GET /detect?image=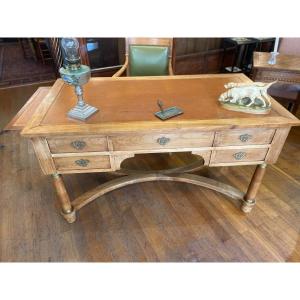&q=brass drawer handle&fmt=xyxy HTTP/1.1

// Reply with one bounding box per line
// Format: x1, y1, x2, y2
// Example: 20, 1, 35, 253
239, 134, 252, 143
71, 140, 86, 150
75, 159, 90, 167
233, 152, 246, 160
157, 137, 170, 146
